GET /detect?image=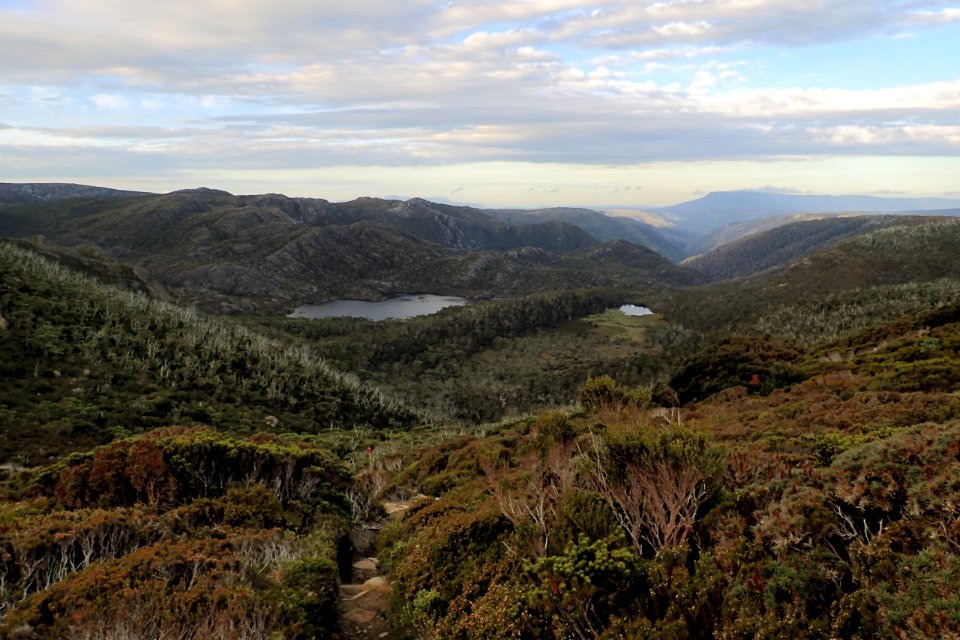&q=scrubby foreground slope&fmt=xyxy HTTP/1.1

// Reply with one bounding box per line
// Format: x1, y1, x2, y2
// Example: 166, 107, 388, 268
0, 427, 354, 639
376, 305, 960, 639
